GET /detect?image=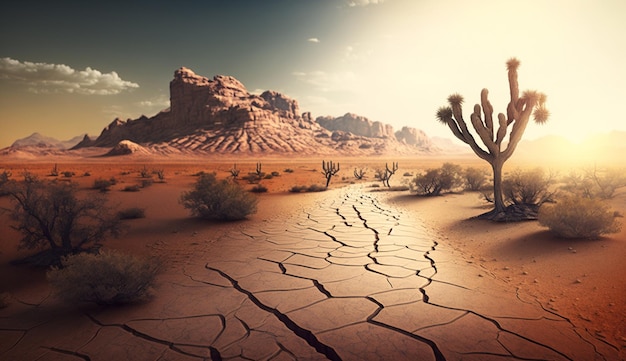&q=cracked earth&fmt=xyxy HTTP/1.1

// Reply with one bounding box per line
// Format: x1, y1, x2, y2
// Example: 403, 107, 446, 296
0, 187, 620, 360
